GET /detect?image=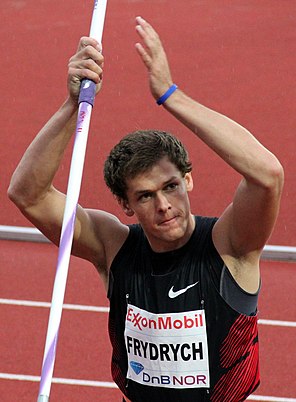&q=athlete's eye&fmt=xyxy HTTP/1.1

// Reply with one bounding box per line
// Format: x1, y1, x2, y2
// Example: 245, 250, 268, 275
139, 192, 152, 202
165, 182, 178, 191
